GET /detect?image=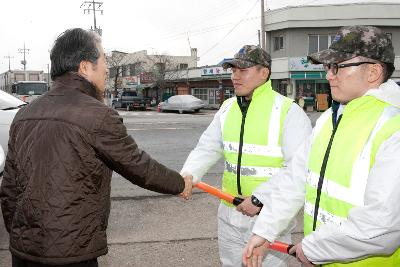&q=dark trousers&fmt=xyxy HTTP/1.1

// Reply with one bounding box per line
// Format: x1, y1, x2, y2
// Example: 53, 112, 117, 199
12, 256, 98, 267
